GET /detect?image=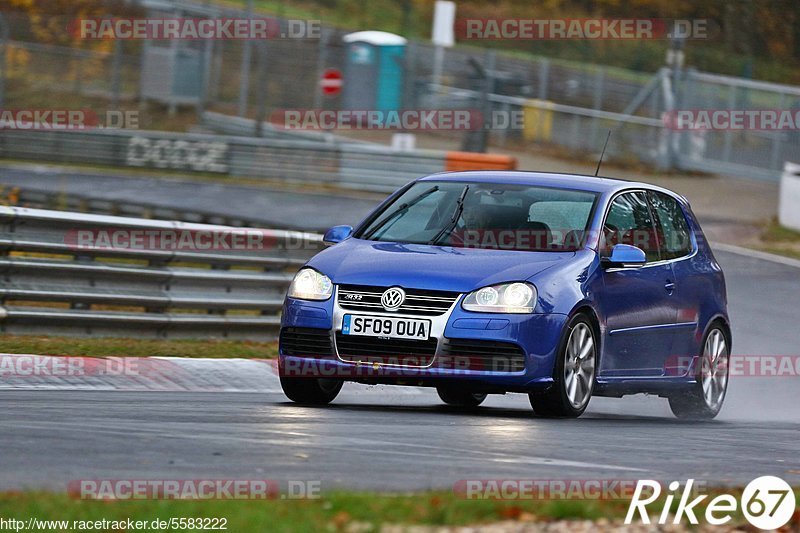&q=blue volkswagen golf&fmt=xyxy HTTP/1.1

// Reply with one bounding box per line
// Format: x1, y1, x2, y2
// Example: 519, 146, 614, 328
278, 171, 731, 419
